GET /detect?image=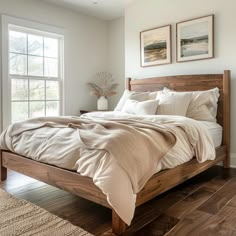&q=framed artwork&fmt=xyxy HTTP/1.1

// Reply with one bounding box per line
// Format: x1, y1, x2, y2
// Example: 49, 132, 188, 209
140, 25, 171, 67
176, 15, 214, 62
